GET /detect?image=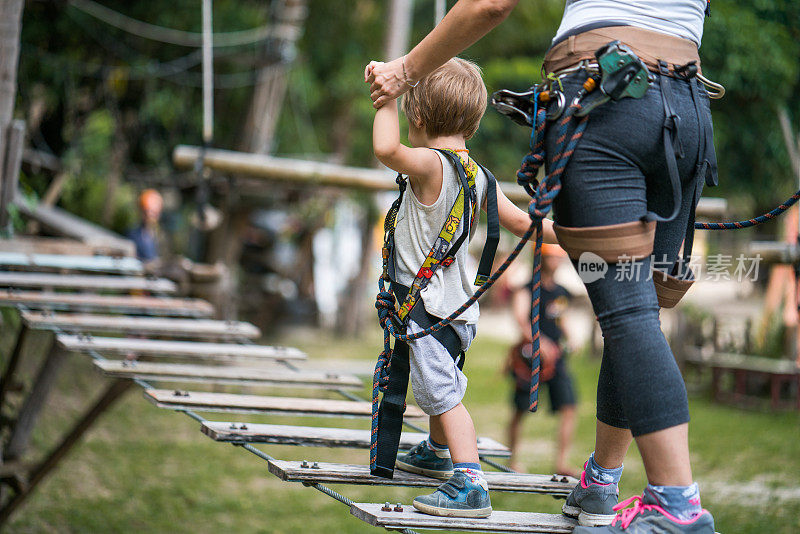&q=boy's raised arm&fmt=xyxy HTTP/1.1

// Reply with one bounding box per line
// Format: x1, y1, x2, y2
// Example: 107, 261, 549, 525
493, 186, 558, 244
371, 98, 440, 180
